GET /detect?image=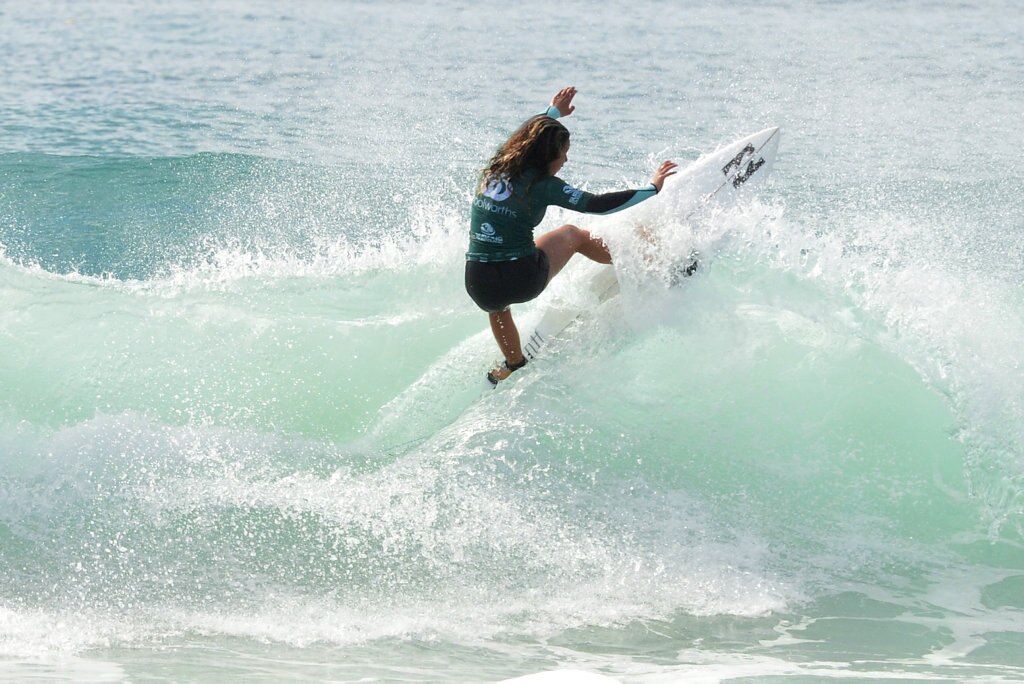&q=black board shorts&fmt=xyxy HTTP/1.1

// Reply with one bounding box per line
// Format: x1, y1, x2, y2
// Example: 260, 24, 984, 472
465, 249, 551, 313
